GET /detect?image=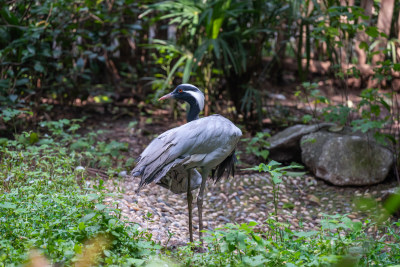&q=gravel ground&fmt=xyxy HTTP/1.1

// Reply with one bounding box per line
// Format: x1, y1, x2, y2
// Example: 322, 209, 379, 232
104, 170, 399, 247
